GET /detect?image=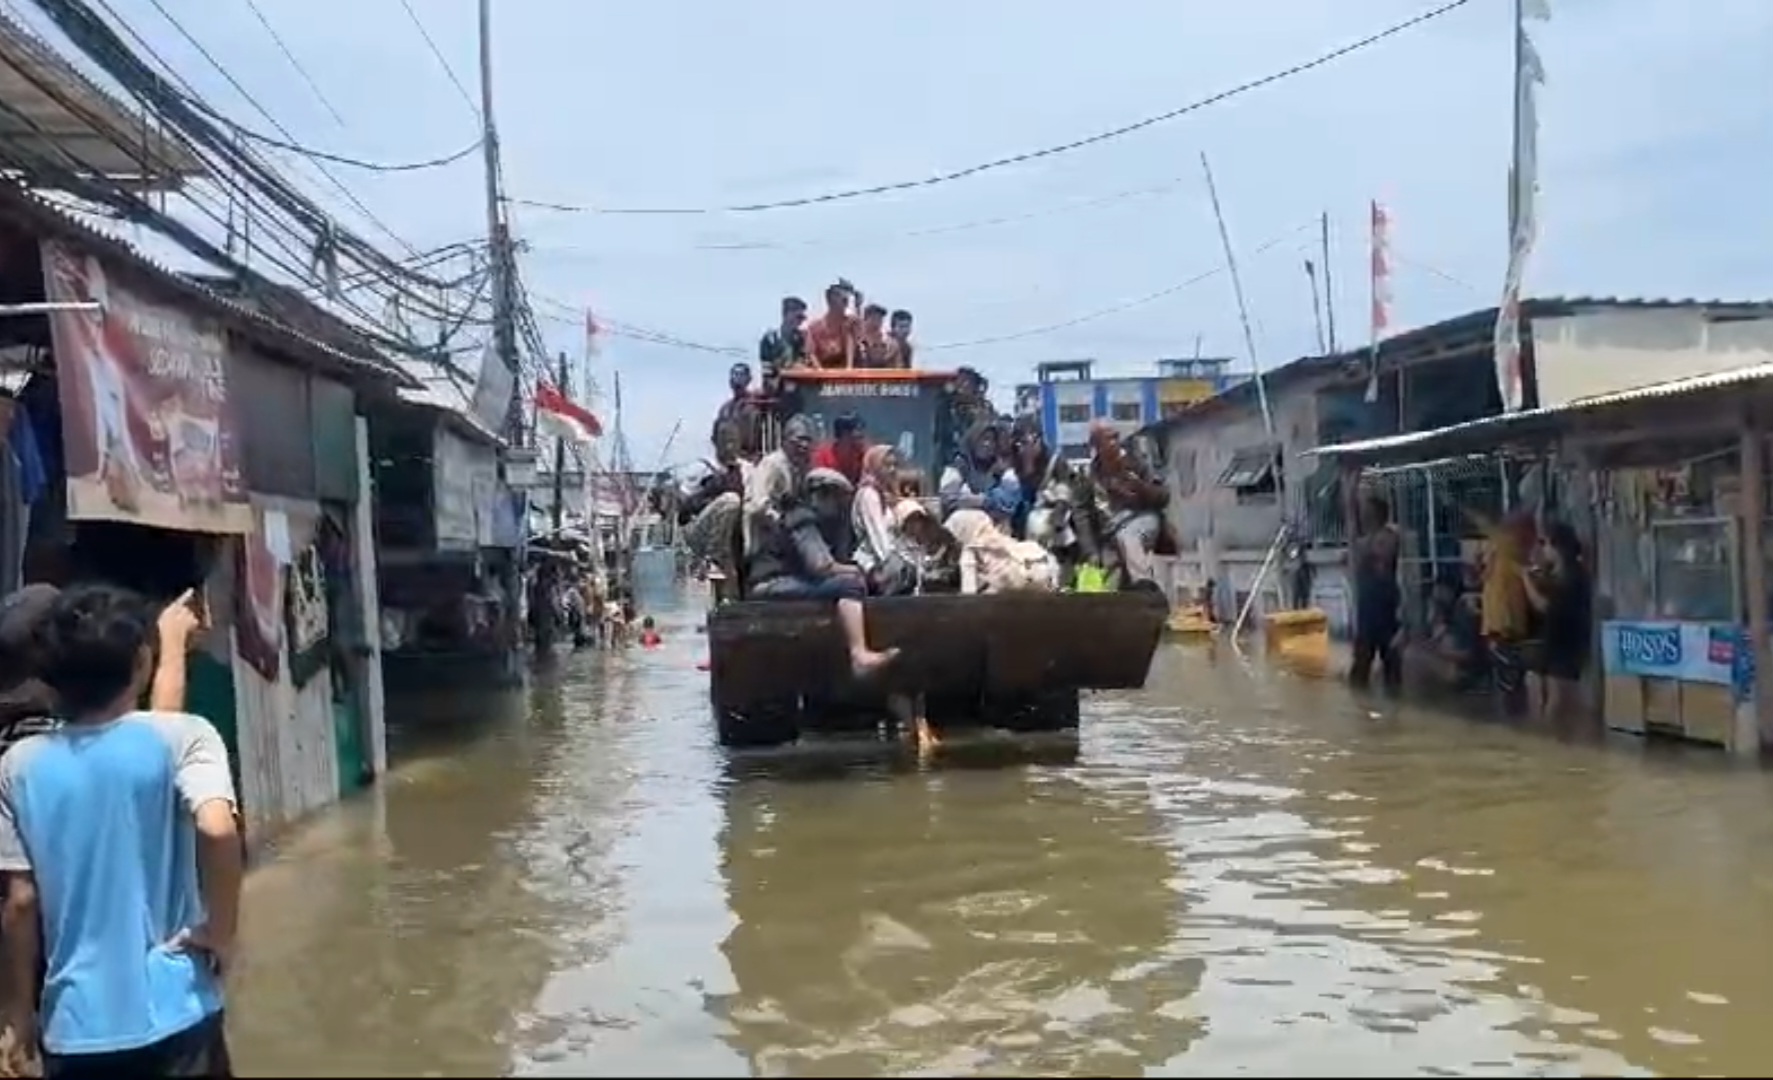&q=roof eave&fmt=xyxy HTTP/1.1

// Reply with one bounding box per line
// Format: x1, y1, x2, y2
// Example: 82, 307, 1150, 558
0, 12, 205, 192
0, 183, 422, 392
